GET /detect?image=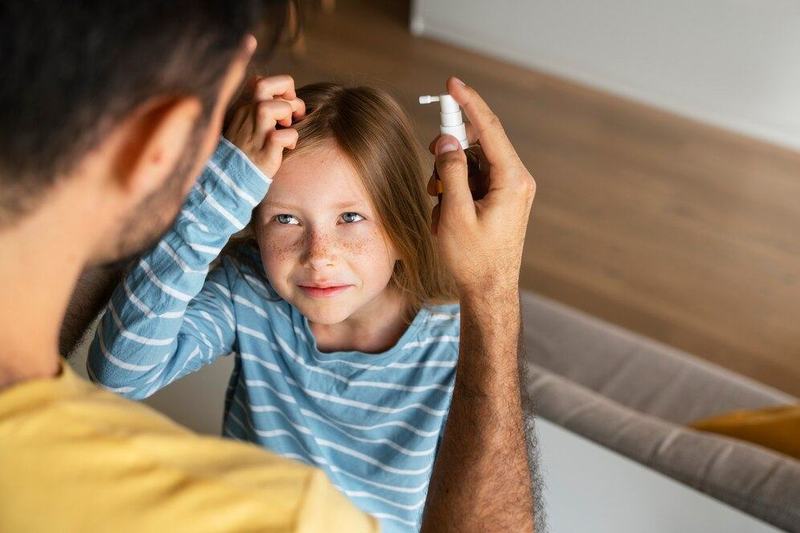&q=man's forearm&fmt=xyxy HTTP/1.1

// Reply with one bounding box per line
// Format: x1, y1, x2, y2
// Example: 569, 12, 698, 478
59, 264, 127, 357
422, 286, 535, 532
